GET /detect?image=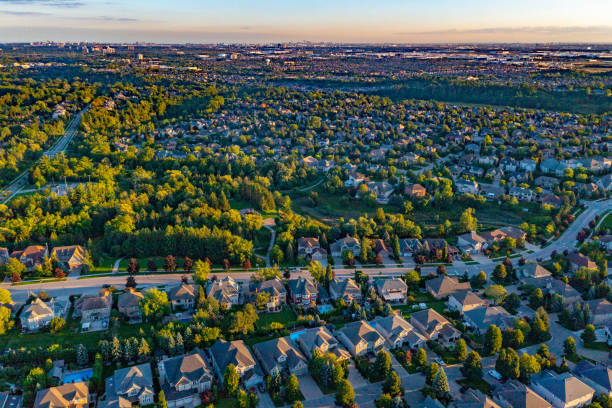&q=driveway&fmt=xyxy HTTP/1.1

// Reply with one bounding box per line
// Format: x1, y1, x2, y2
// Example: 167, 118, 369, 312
256, 390, 274, 408
347, 362, 369, 388
298, 374, 324, 400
